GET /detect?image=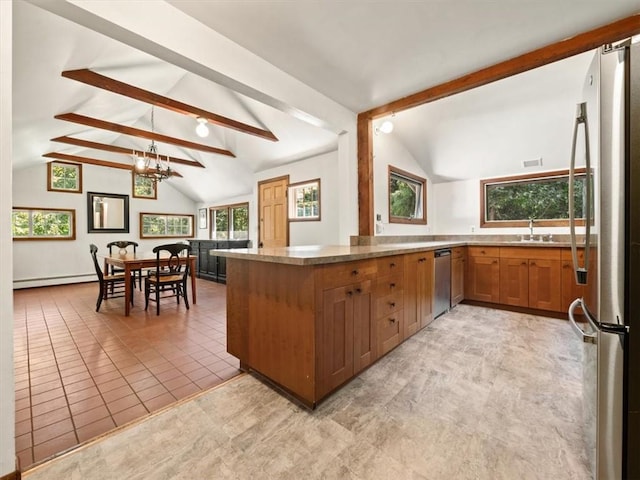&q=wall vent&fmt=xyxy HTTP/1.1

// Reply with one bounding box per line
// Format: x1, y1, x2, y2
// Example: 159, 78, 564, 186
522, 158, 542, 168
